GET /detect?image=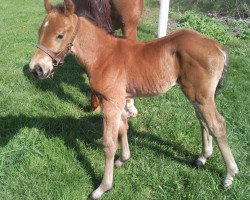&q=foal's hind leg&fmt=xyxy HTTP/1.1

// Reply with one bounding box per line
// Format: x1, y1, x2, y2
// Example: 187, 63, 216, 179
115, 111, 130, 167
194, 101, 238, 187
195, 113, 213, 167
